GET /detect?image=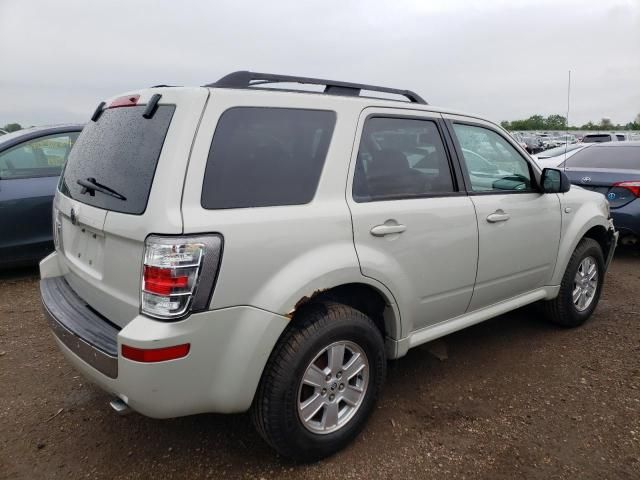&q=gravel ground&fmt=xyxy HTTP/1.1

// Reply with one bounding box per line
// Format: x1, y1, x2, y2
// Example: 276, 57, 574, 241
1, 249, 639, 479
